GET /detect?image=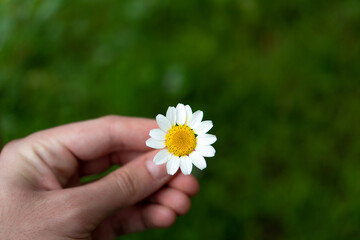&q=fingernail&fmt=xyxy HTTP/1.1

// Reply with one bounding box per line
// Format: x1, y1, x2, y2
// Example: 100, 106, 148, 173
146, 158, 169, 180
